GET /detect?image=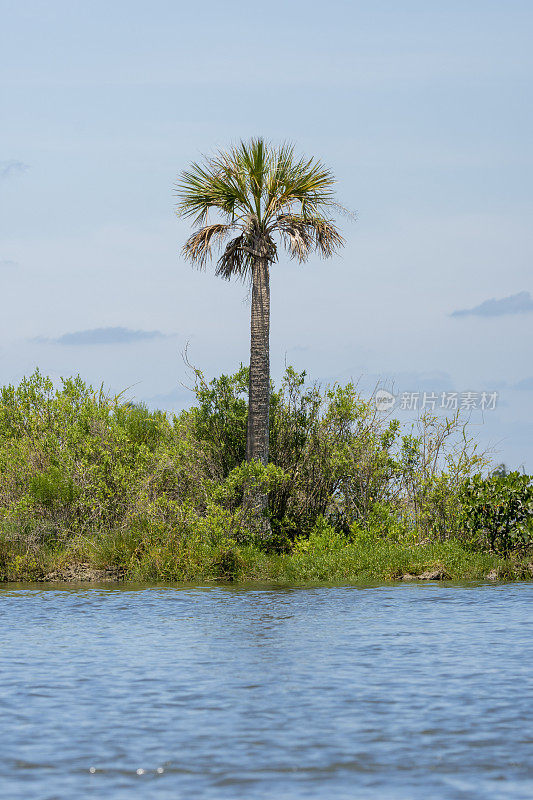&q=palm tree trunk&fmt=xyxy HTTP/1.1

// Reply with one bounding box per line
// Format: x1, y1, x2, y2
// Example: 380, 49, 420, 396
245, 251, 271, 536
247, 255, 270, 464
